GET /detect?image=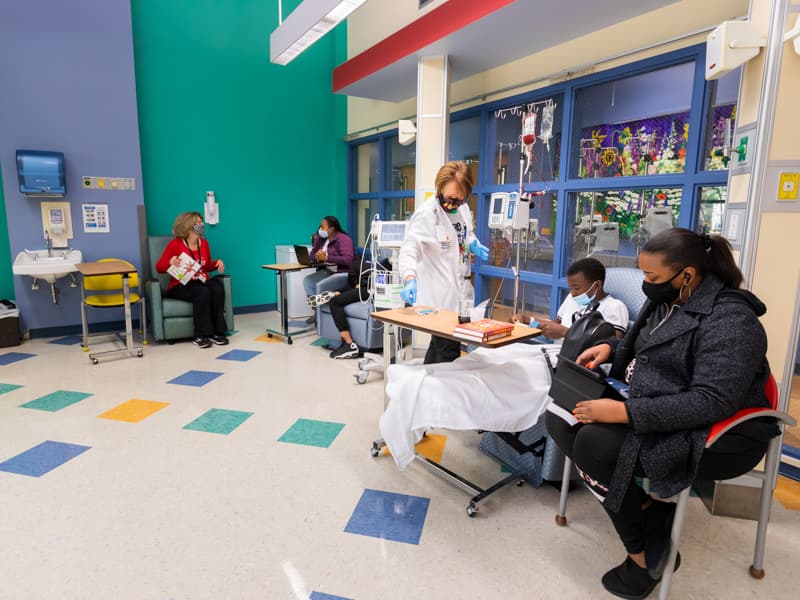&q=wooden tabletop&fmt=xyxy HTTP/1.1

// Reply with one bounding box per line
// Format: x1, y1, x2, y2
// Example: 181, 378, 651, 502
371, 307, 542, 348
76, 260, 137, 276
261, 263, 314, 272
